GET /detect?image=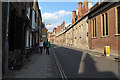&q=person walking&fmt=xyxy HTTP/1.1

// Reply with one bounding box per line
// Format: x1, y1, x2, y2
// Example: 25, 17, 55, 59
39, 39, 43, 54
45, 39, 50, 55
43, 41, 46, 49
